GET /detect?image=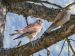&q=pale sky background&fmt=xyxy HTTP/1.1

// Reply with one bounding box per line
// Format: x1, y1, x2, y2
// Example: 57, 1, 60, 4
3, 0, 75, 56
